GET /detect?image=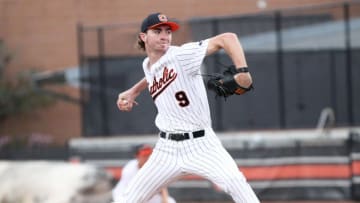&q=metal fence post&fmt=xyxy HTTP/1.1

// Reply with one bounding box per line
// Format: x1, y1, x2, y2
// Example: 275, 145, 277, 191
275, 11, 286, 128
77, 23, 86, 137
211, 19, 224, 131
344, 2, 354, 125
97, 28, 110, 135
